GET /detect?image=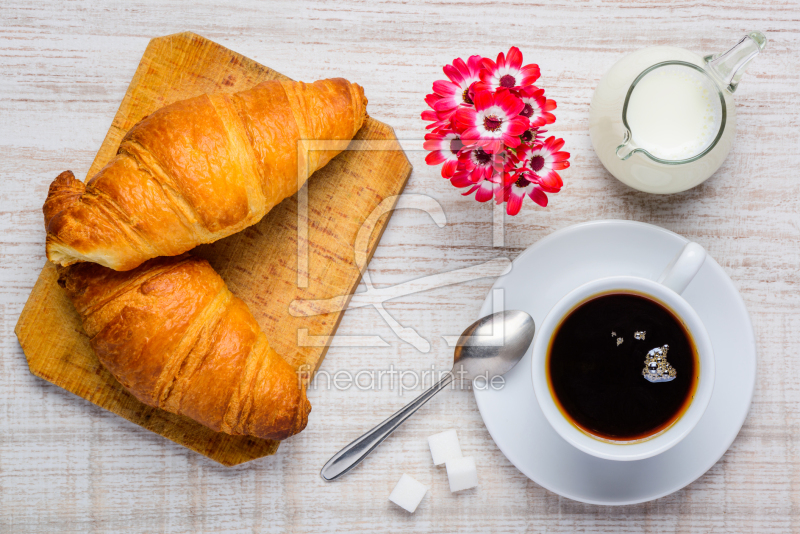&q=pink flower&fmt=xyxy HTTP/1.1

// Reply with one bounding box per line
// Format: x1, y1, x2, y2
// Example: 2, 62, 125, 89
423, 130, 464, 178
478, 47, 541, 92
451, 146, 512, 203
502, 136, 570, 215
422, 48, 569, 215
454, 90, 528, 151
452, 145, 508, 185
504, 177, 550, 214
518, 86, 556, 128
431, 55, 484, 117
515, 136, 571, 193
